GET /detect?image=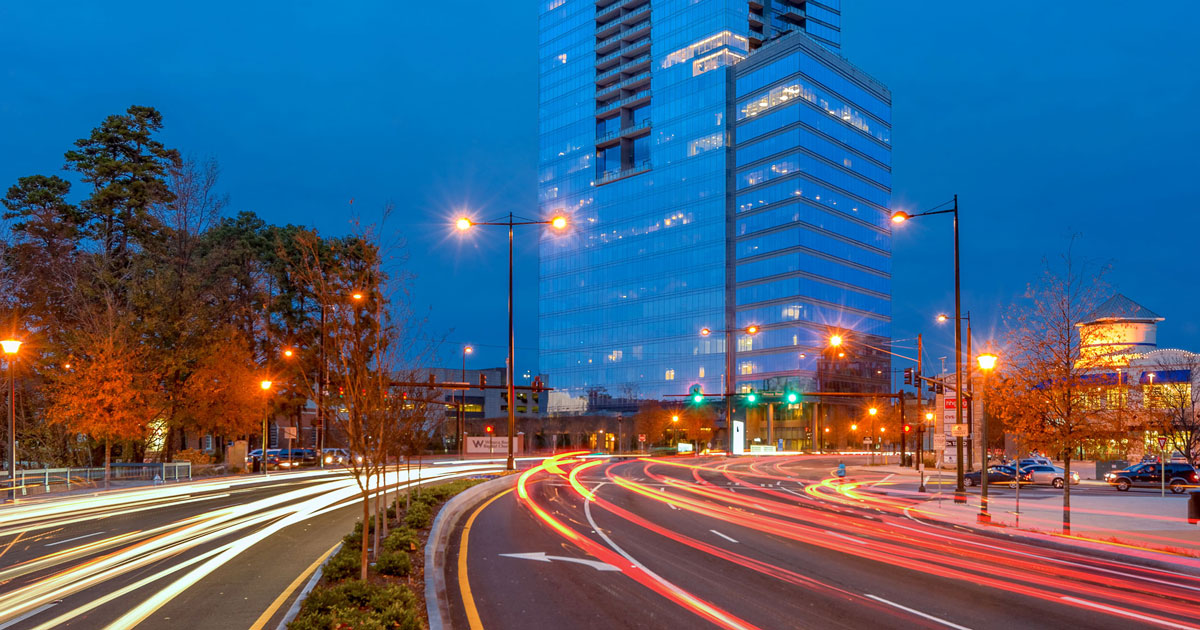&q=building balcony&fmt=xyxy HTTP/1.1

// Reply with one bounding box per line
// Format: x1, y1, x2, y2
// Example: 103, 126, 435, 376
595, 53, 651, 83
749, 11, 764, 26
595, 69, 651, 100
777, 5, 806, 23
596, 37, 649, 68
621, 3, 651, 25
596, 160, 651, 186
620, 117, 652, 138
596, 30, 623, 54
595, 89, 651, 116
